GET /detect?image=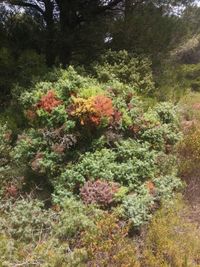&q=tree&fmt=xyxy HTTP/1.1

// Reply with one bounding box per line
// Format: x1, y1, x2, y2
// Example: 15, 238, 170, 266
2, 0, 195, 66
